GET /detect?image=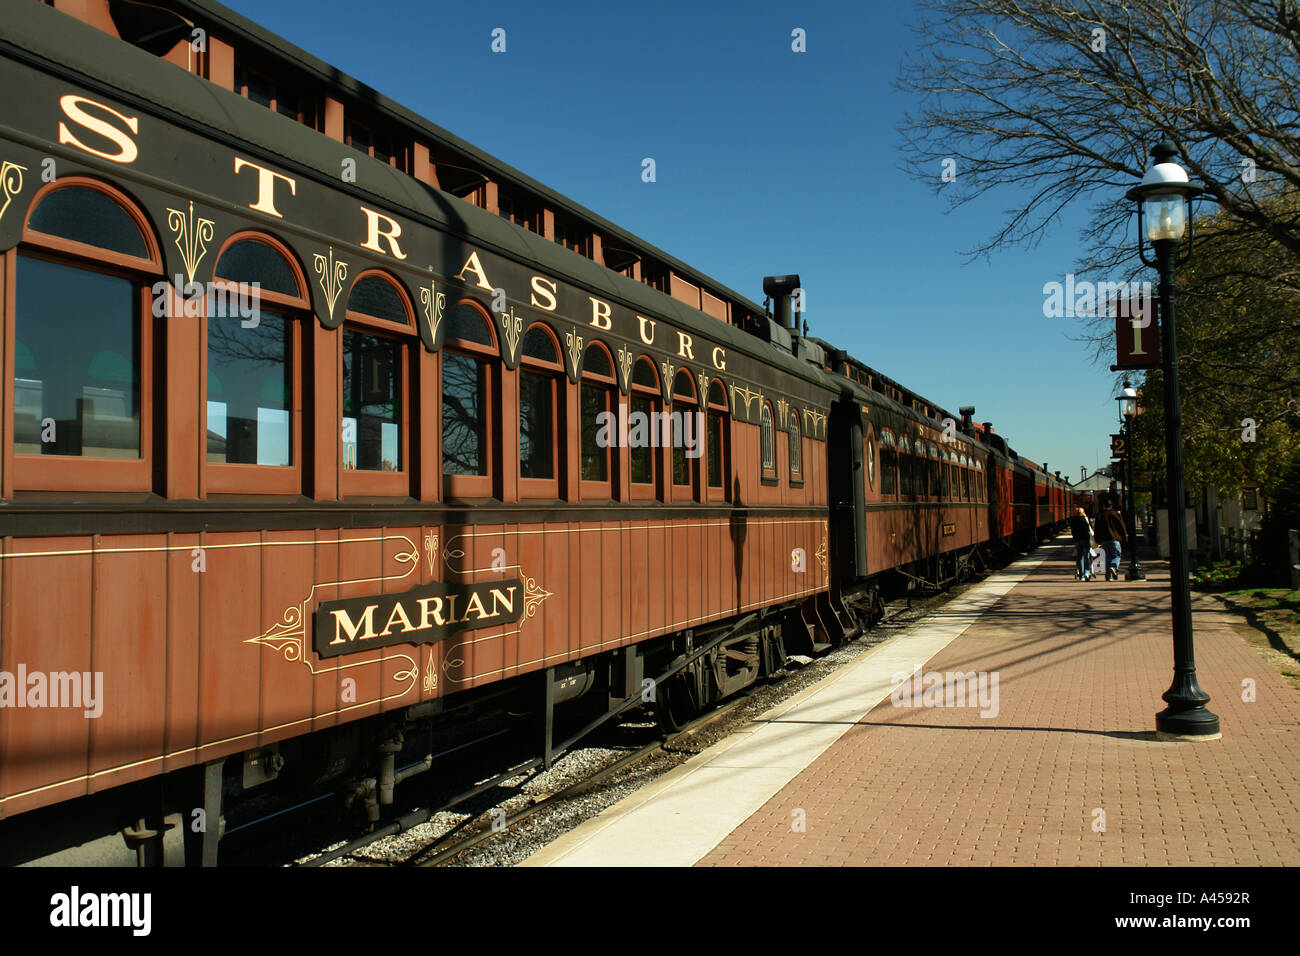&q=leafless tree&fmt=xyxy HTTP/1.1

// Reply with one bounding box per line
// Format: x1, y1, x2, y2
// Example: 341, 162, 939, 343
898, 0, 1300, 288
